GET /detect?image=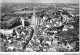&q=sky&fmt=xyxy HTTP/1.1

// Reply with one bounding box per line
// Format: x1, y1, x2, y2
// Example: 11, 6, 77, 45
0, 0, 79, 3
